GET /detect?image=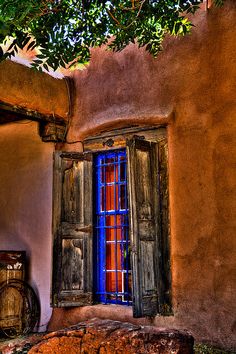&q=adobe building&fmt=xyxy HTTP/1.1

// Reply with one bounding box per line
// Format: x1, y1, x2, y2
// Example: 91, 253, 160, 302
0, 0, 235, 351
